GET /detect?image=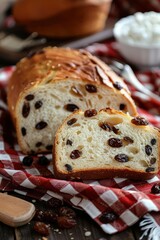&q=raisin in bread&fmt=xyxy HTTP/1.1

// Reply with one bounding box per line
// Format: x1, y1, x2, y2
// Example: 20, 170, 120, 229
7, 47, 137, 154
53, 108, 160, 180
